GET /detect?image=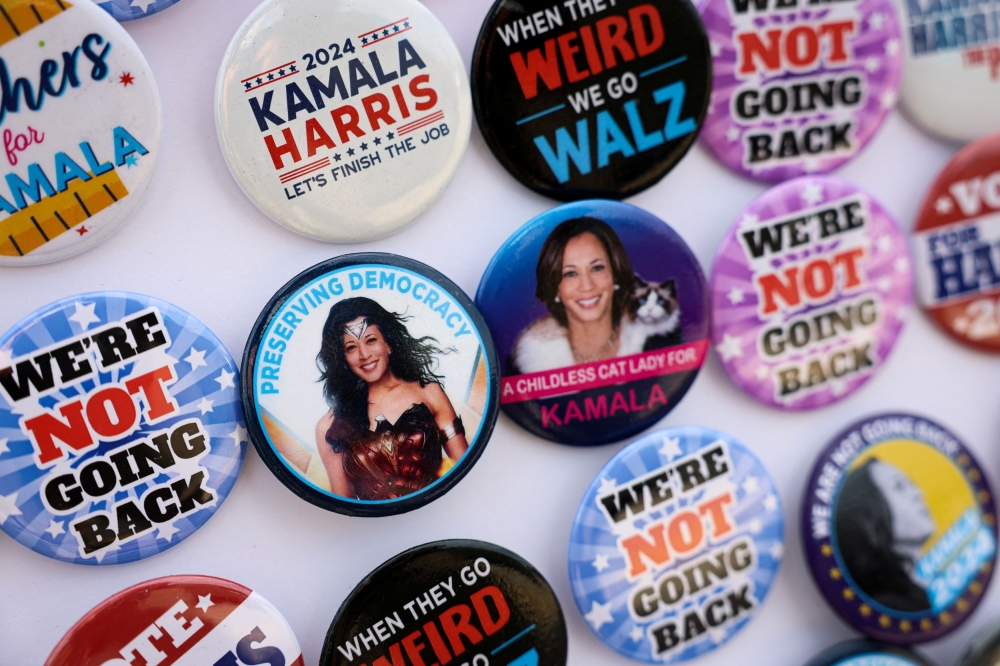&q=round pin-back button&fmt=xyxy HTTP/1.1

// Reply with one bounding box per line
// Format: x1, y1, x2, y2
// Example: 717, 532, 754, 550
471, 0, 712, 201
45, 575, 303, 666
698, 0, 902, 181
216, 0, 472, 243
893, 0, 1000, 143
805, 640, 936, 666
476, 200, 710, 446
710, 176, 912, 410
958, 621, 1000, 666
912, 133, 1000, 352
98, 0, 182, 22
0, 292, 246, 565
320, 539, 568, 666
243, 253, 500, 517
802, 413, 997, 643
569, 426, 783, 663
0, 0, 161, 266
